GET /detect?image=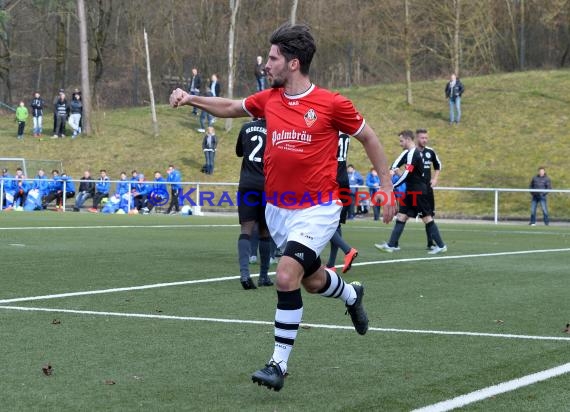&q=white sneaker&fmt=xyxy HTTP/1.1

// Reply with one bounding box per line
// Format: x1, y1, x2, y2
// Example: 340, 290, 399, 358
197, 128, 206, 133
374, 242, 400, 253
428, 245, 447, 255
